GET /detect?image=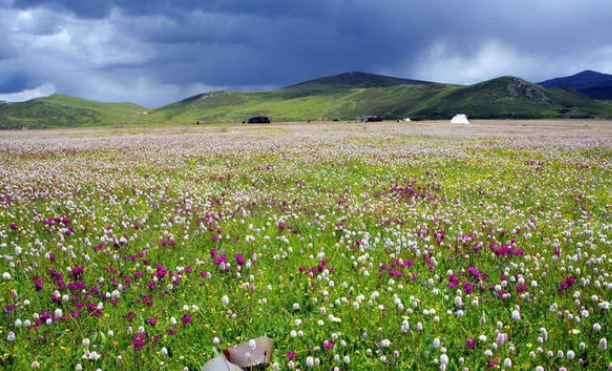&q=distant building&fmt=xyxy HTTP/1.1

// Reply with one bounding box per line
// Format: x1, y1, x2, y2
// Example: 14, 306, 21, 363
247, 116, 271, 124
